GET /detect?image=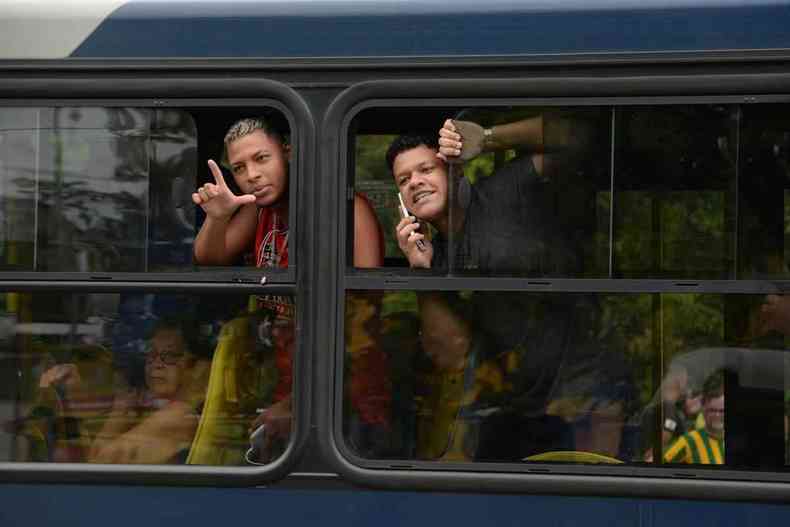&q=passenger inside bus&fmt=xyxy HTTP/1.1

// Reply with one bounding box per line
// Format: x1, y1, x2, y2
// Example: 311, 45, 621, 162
663, 370, 725, 465
190, 116, 390, 464
24, 318, 206, 465
387, 117, 632, 461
